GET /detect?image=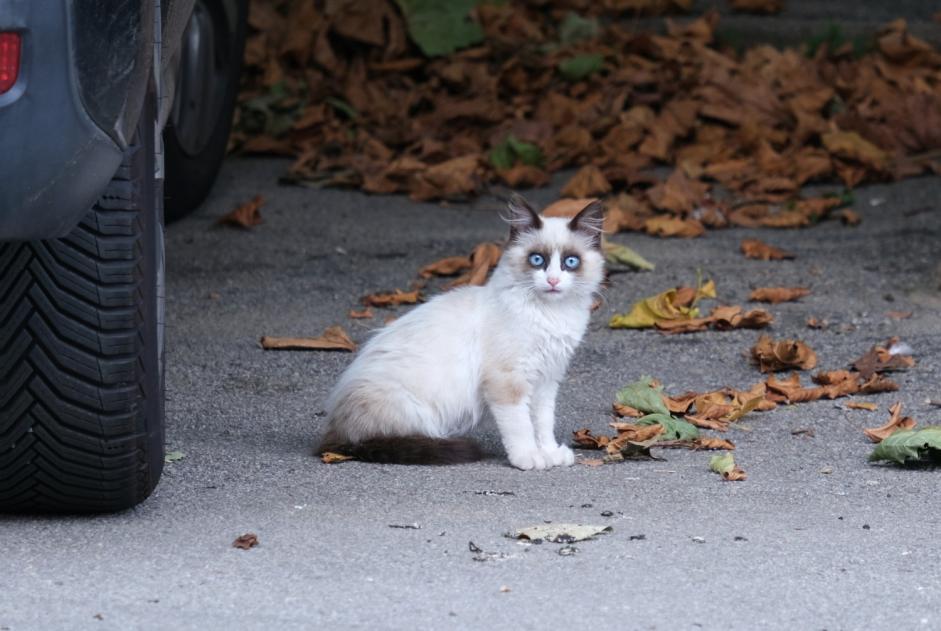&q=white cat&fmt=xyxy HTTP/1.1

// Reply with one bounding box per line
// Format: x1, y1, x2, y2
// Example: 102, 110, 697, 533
318, 195, 605, 470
